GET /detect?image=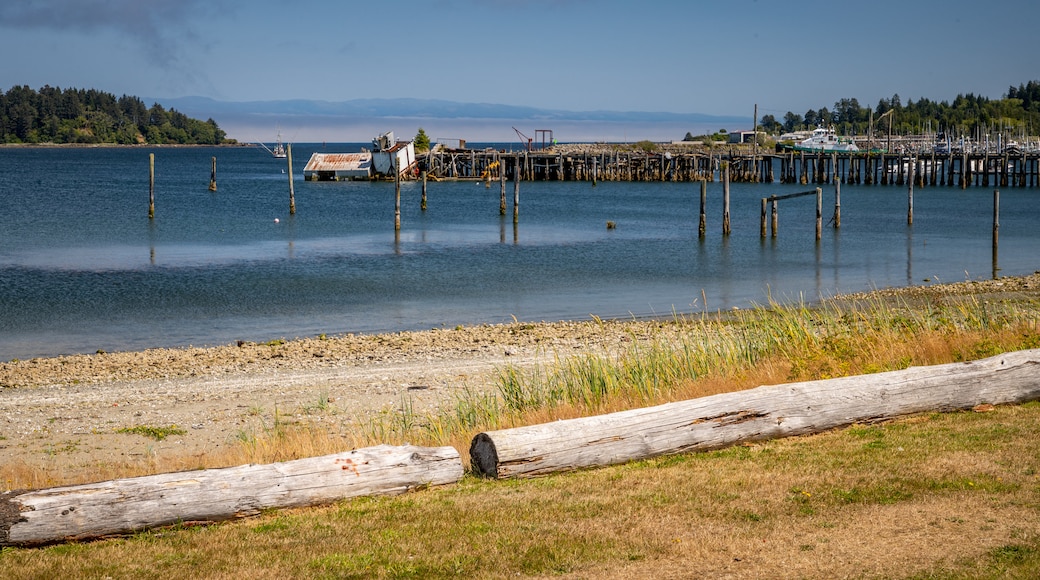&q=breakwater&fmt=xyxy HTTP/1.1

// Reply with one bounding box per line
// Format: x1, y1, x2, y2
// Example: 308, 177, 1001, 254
420, 147, 1040, 188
